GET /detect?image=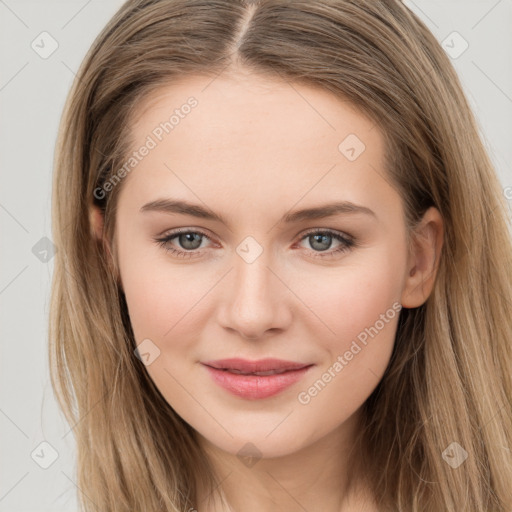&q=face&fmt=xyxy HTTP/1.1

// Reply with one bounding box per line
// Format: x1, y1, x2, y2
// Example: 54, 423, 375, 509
110, 71, 416, 460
